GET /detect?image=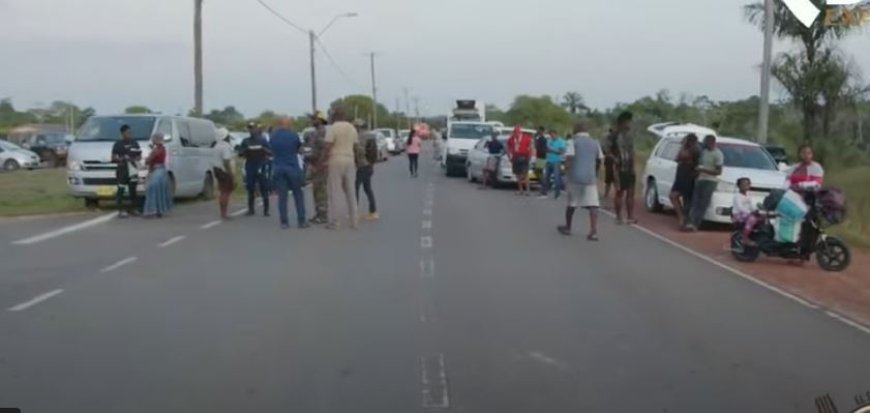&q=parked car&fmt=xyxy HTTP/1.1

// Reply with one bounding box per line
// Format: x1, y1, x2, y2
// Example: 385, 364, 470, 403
464, 132, 537, 186
374, 128, 403, 154
0, 140, 41, 171
20, 132, 69, 167
360, 131, 390, 162
66, 114, 221, 207
642, 133, 787, 224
